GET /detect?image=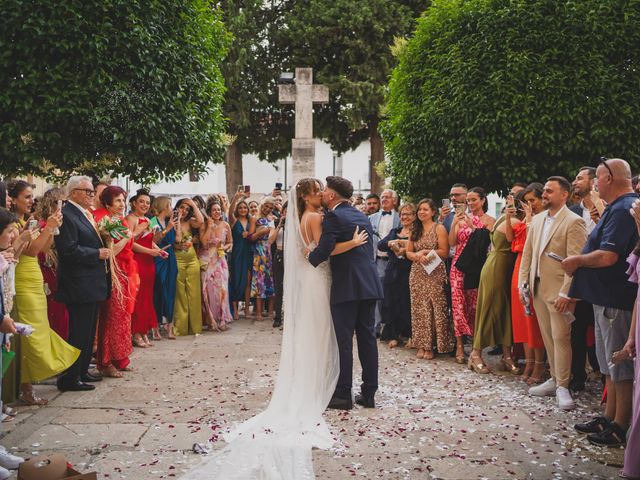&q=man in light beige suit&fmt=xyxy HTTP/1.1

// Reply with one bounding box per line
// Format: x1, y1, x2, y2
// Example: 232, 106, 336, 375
519, 176, 587, 410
